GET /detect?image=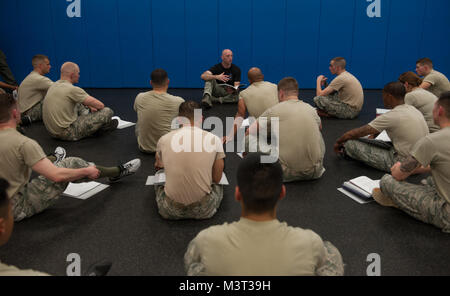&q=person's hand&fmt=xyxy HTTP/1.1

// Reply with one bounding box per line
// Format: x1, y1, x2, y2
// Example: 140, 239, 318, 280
317, 75, 327, 86
334, 142, 344, 155
390, 162, 408, 181
216, 72, 230, 83
86, 166, 100, 180
88, 106, 98, 113
222, 135, 232, 144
